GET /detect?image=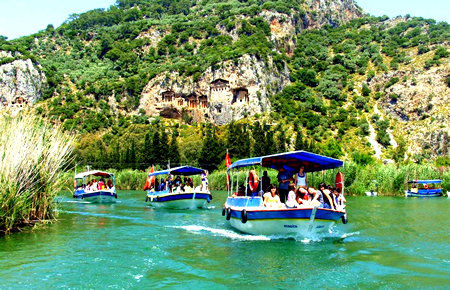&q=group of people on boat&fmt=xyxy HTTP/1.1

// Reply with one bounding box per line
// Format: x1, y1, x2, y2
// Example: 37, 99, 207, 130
83, 178, 114, 192
233, 166, 346, 211
148, 170, 209, 193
